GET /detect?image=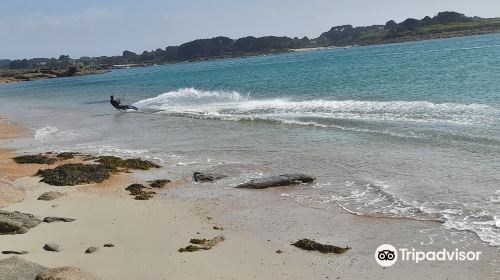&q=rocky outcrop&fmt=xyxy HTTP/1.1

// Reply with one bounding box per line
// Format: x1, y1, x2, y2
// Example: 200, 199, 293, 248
0, 256, 47, 280
43, 243, 61, 252
35, 266, 101, 280
193, 172, 226, 182
43, 217, 75, 223
12, 154, 57, 165
236, 174, 315, 189
38, 191, 66, 201
0, 210, 41, 234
